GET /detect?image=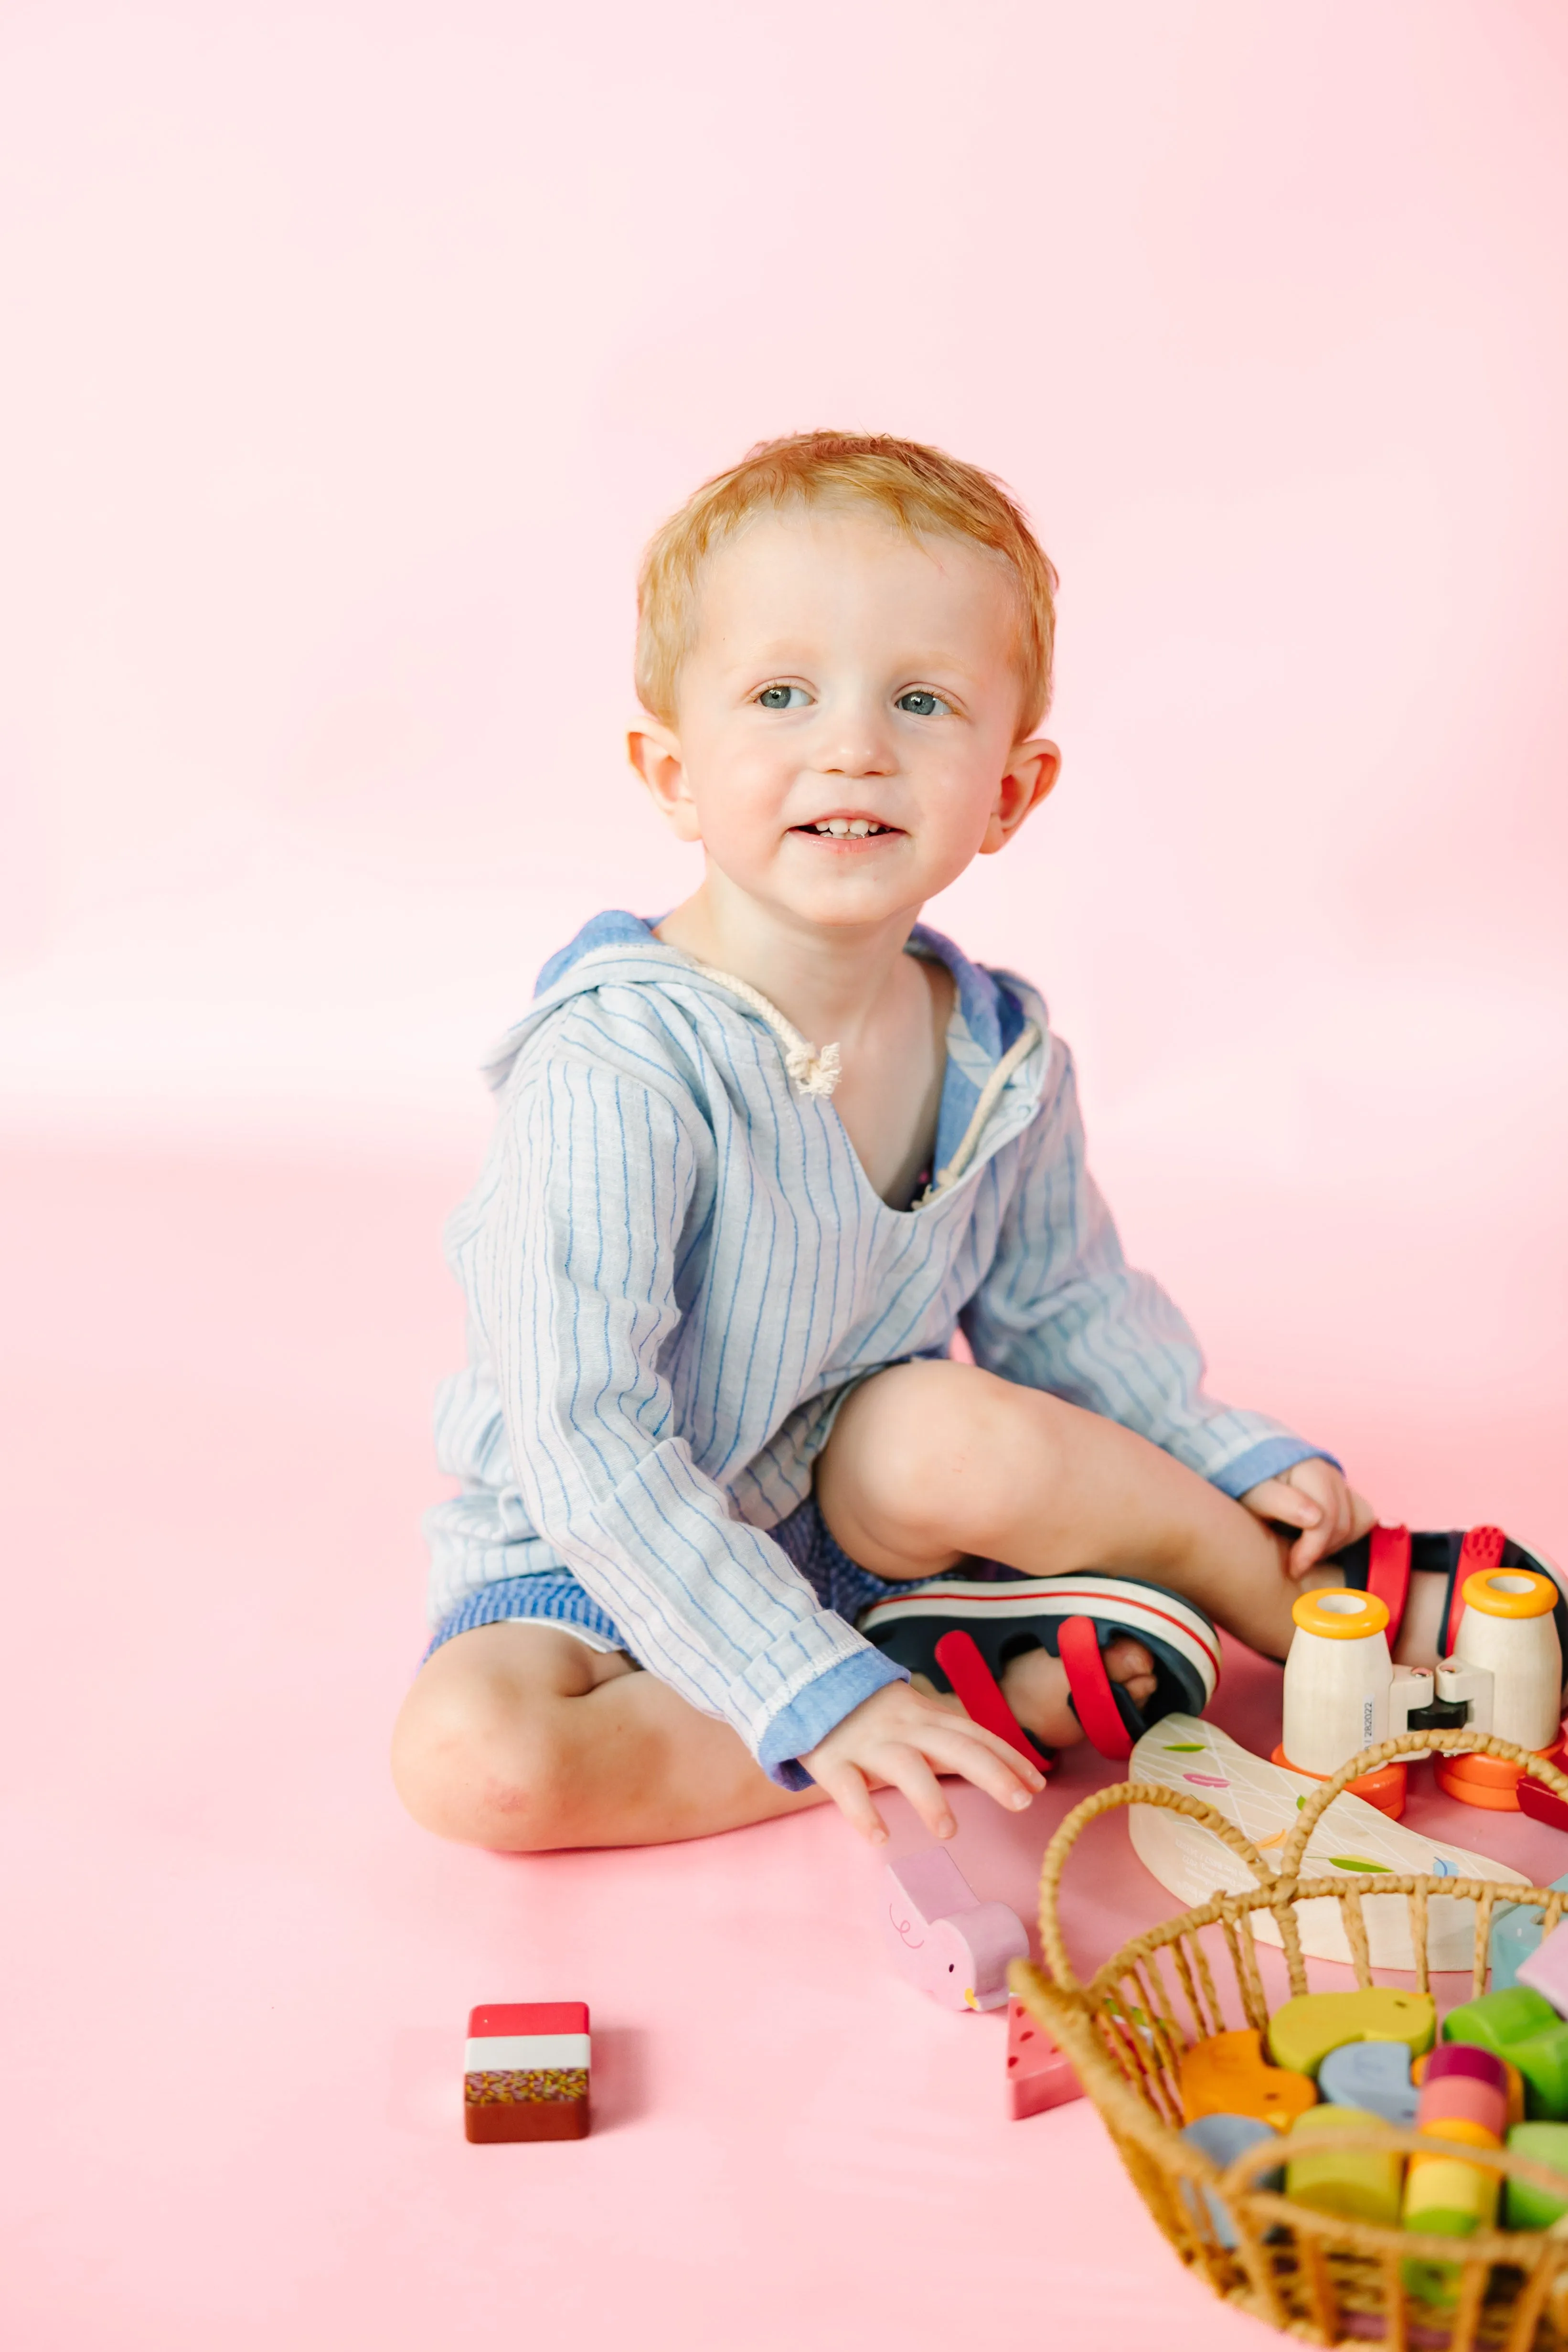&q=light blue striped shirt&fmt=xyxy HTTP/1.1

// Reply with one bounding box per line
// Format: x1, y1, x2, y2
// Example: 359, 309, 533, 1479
426, 913, 1321, 1777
